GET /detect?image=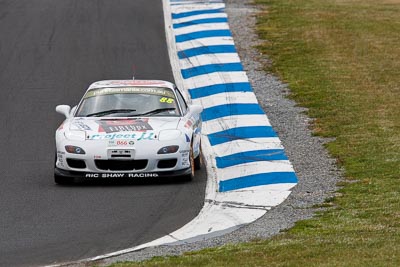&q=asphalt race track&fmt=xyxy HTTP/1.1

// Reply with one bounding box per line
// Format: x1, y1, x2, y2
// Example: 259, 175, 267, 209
0, 1, 207, 266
